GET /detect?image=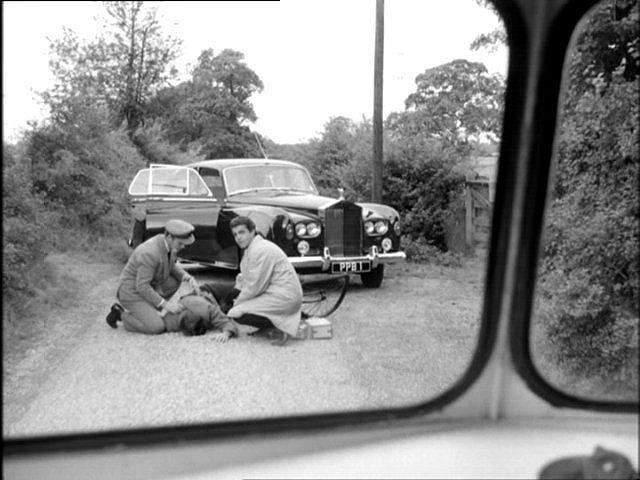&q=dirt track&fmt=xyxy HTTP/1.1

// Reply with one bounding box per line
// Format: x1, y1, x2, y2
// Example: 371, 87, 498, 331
3, 258, 483, 438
